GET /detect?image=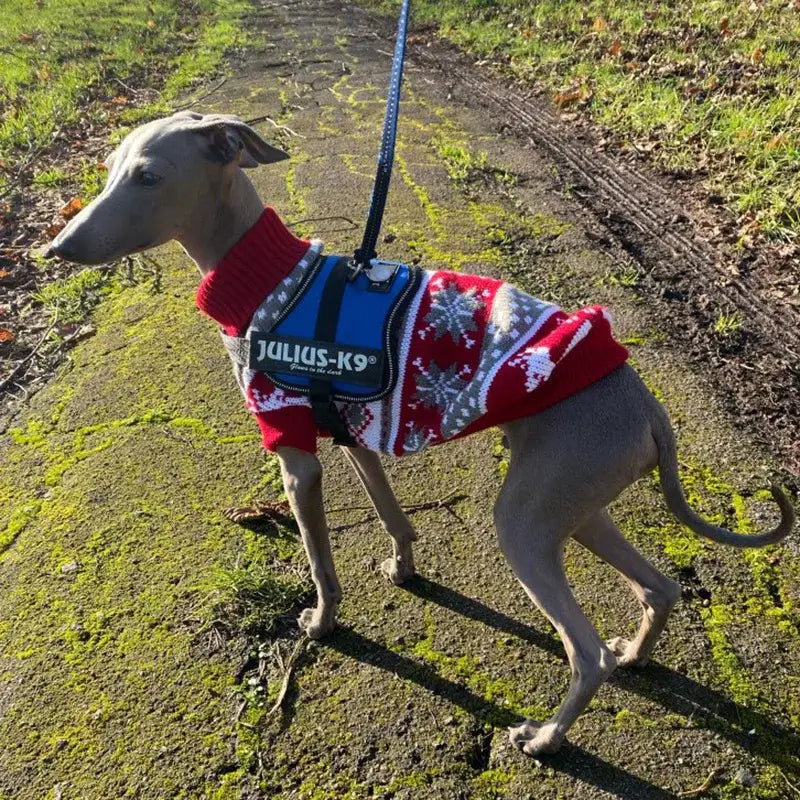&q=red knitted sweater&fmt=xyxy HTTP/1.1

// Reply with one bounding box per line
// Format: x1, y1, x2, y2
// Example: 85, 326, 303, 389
196, 208, 628, 454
